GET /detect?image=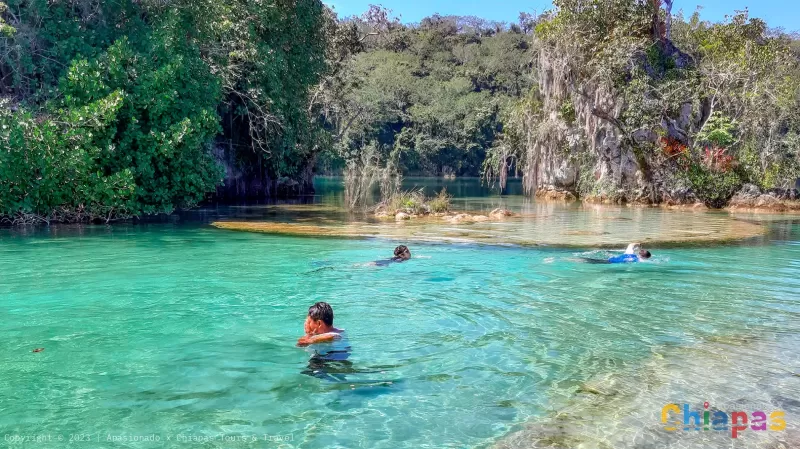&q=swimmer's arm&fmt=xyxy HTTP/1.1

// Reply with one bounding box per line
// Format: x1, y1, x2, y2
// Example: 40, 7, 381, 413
624, 243, 640, 254
296, 334, 336, 346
